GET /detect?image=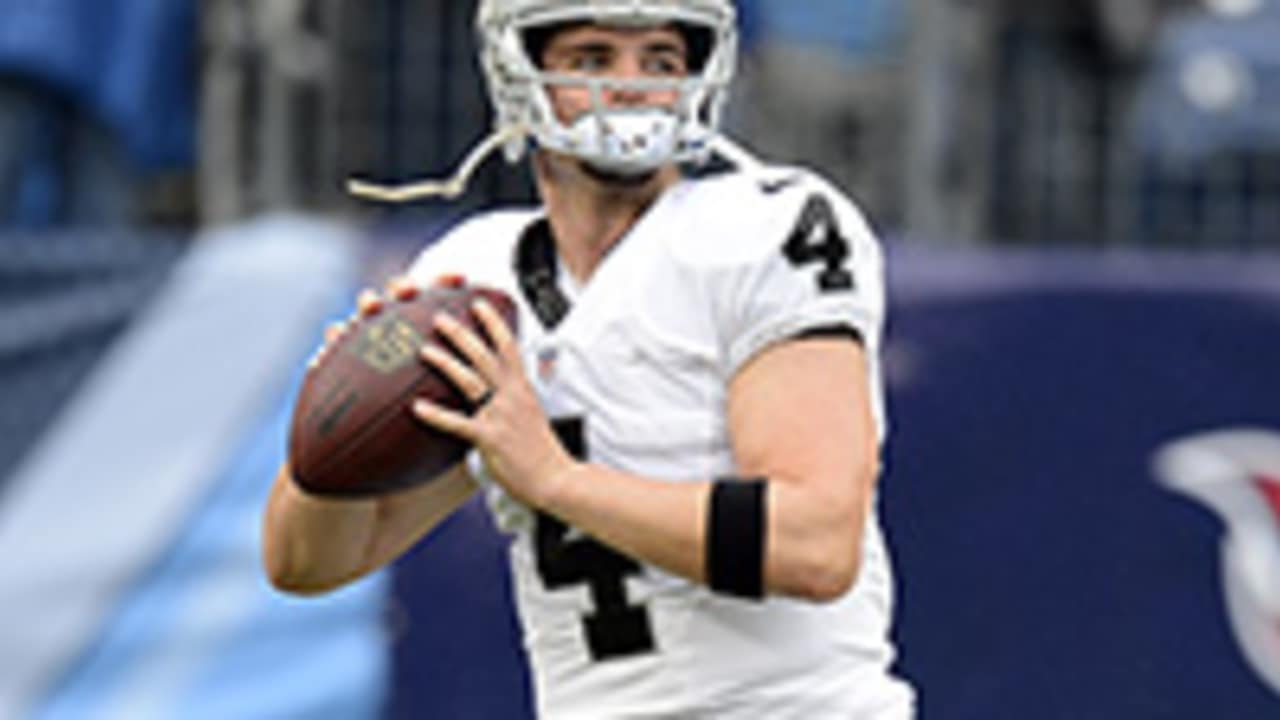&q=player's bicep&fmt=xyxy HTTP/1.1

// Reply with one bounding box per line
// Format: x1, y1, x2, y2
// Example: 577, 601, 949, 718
726, 337, 879, 599
727, 337, 878, 493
